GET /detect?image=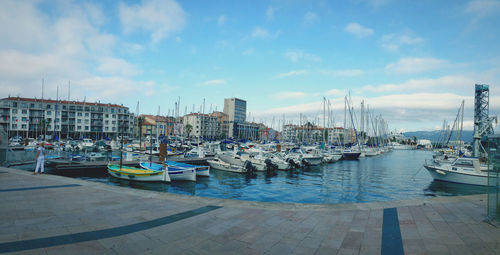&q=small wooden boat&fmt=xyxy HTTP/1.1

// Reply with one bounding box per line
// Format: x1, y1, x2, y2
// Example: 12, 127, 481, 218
107, 163, 170, 182
165, 160, 210, 177
140, 162, 196, 182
